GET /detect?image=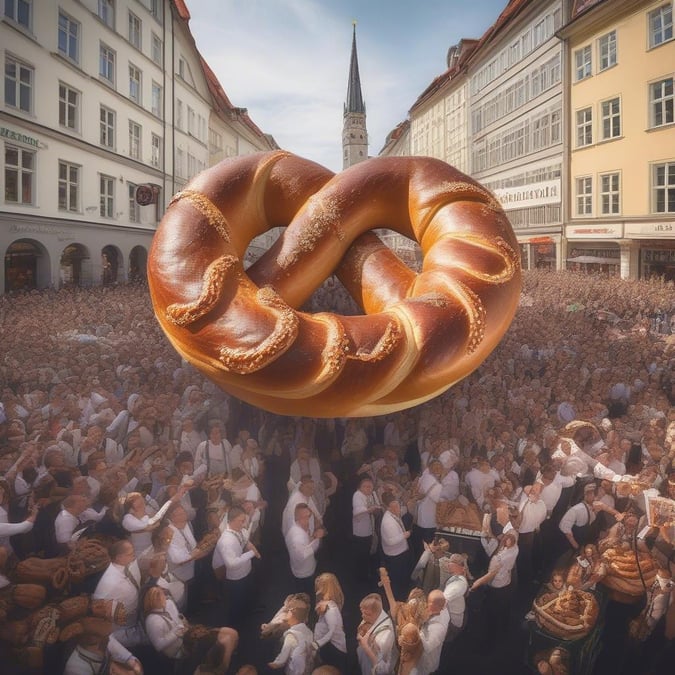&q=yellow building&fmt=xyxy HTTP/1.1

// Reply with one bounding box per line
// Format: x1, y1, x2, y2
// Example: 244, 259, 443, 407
561, 0, 675, 279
